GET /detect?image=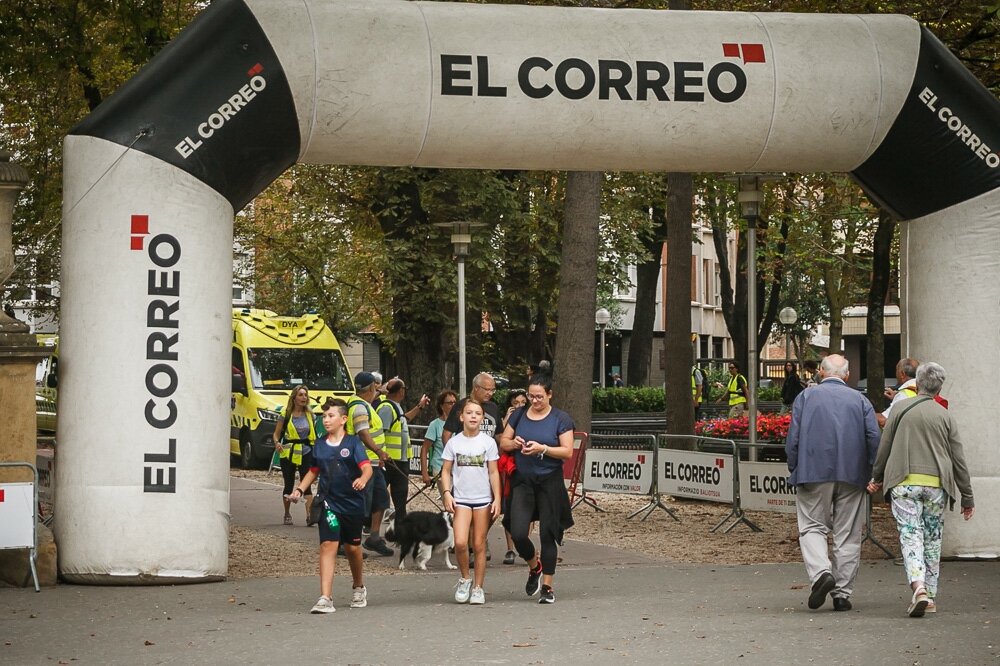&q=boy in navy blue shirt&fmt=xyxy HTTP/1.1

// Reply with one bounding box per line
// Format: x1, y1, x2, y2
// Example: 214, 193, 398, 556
289, 398, 372, 613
